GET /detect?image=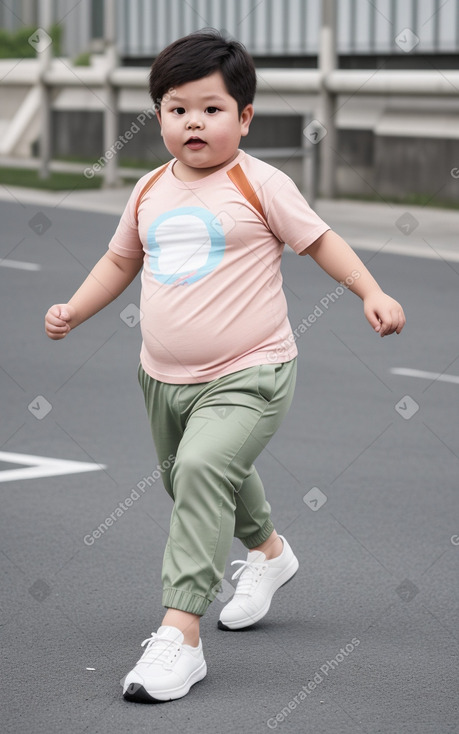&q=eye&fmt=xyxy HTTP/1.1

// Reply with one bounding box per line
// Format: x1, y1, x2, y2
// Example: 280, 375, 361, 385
173, 107, 186, 115
206, 106, 219, 114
